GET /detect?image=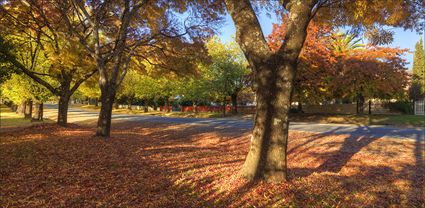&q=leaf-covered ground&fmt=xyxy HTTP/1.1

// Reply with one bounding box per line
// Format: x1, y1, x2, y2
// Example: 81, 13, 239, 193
0, 123, 423, 207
